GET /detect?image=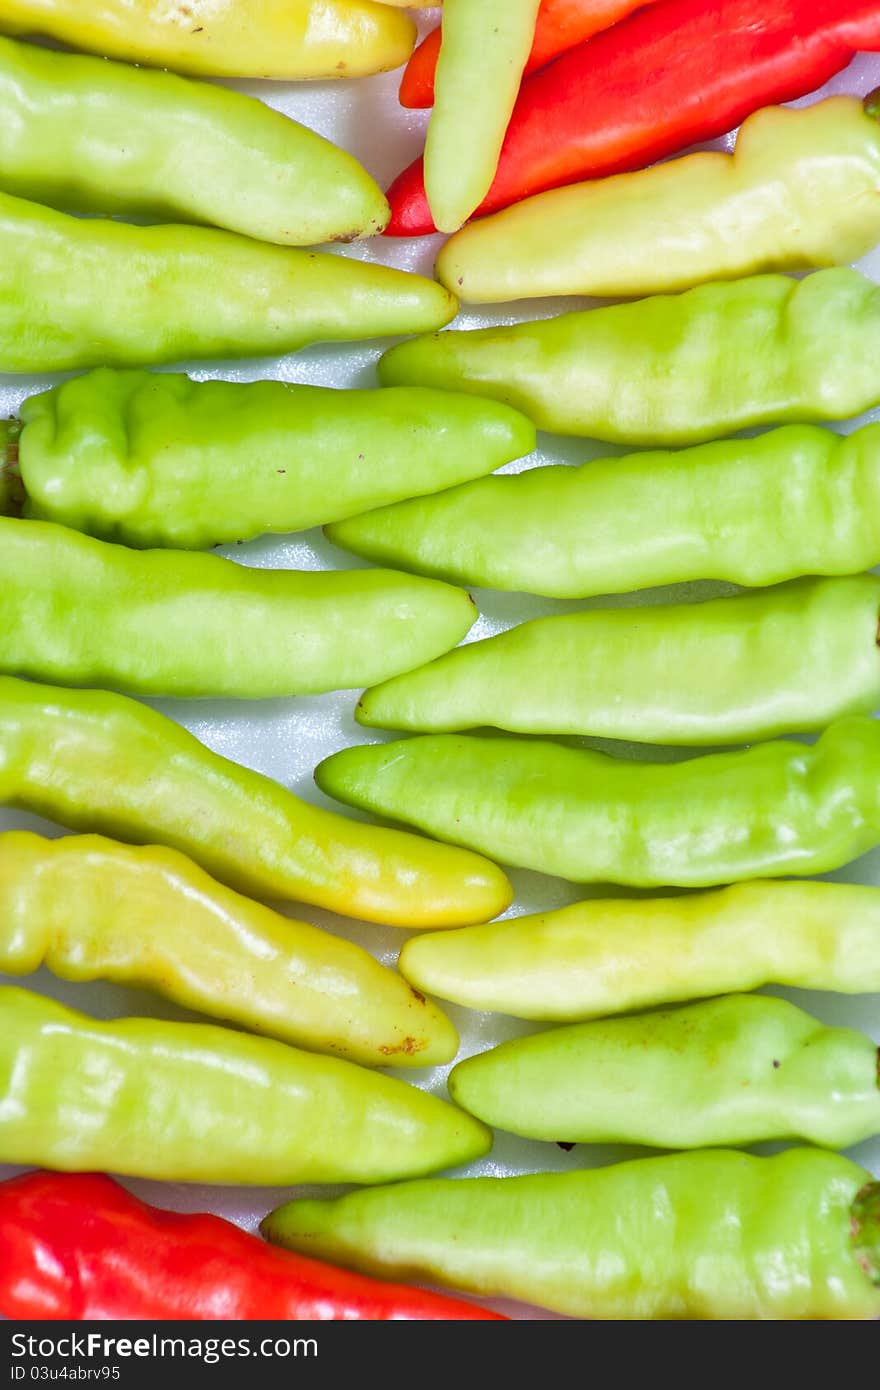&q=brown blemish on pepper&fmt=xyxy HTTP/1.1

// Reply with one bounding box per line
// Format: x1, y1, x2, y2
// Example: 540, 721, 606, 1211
379, 1036, 423, 1056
